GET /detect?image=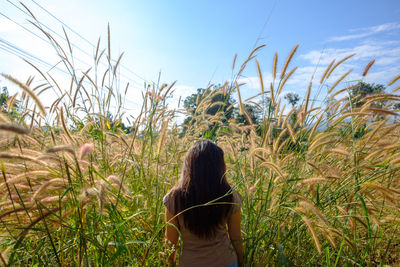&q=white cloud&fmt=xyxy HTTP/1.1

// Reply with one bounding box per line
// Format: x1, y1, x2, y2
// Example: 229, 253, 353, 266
328, 22, 400, 42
